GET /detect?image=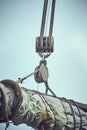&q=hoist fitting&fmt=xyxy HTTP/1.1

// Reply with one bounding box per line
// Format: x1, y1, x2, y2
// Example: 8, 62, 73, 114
34, 60, 49, 83
36, 36, 54, 53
